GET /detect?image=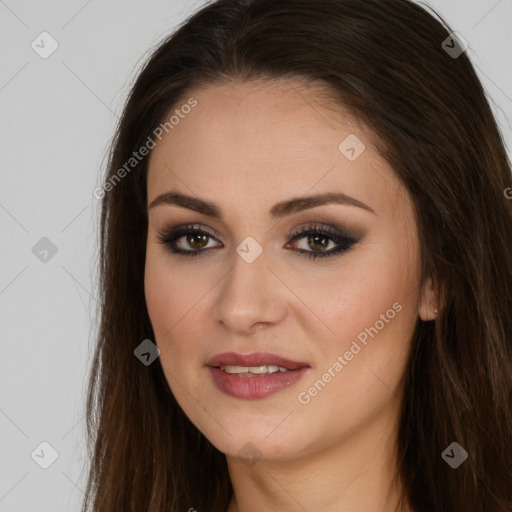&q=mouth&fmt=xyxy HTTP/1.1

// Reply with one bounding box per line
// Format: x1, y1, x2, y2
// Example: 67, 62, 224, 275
206, 352, 310, 399
218, 364, 293, 376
